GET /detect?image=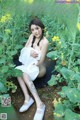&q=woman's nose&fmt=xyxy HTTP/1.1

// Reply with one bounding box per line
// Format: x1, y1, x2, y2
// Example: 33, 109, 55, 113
34, 30, 38, 34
